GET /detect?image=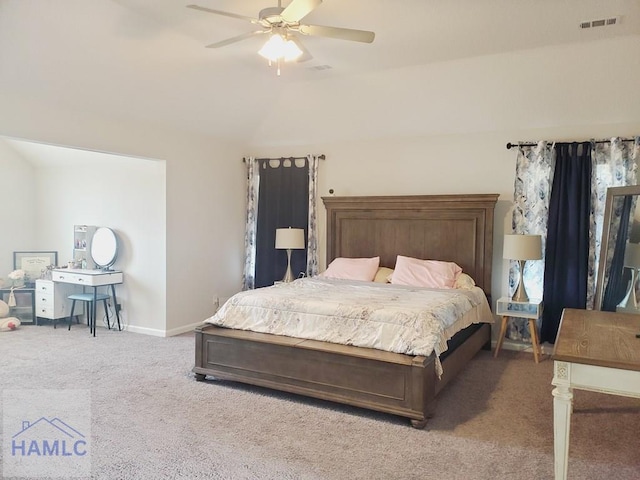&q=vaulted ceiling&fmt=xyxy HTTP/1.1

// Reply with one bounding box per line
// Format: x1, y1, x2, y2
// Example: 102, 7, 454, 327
1, 0, 639, 145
